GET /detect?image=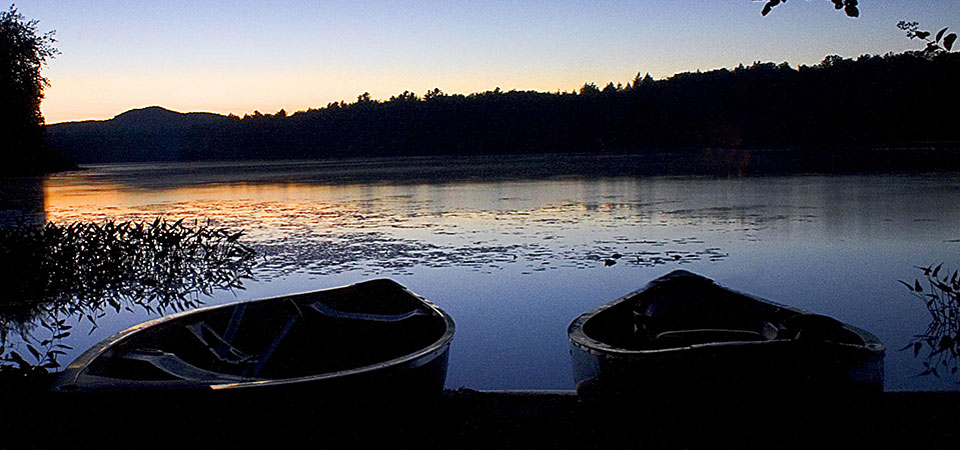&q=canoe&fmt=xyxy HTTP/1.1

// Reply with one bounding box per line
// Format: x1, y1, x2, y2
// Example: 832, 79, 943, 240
568, 270, 884, 399
52, 279, 455, 402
